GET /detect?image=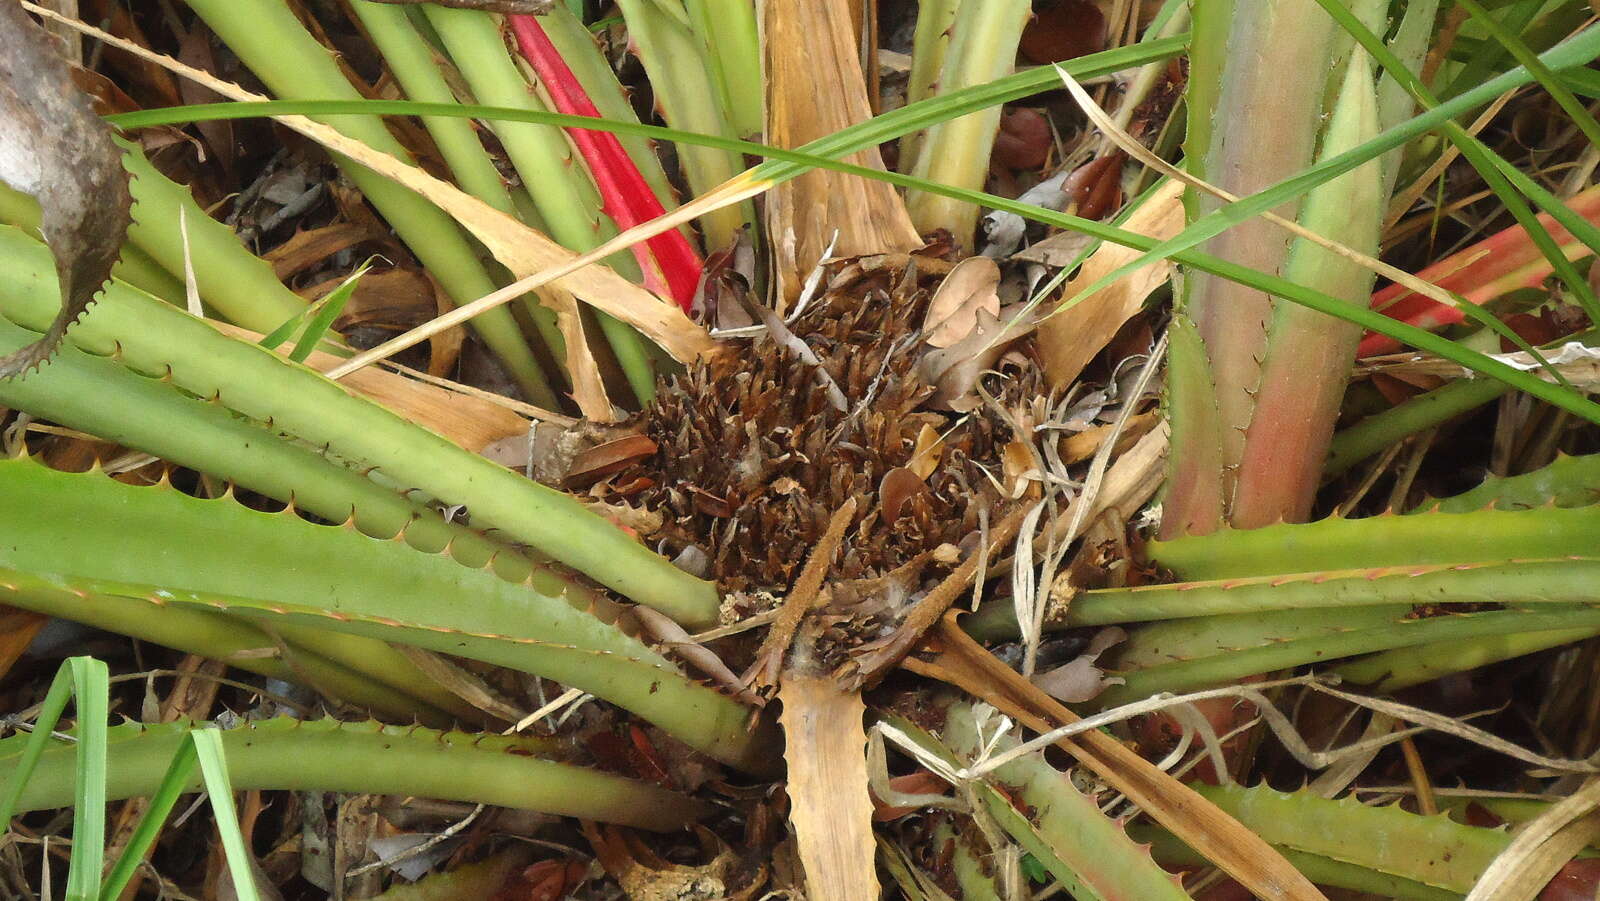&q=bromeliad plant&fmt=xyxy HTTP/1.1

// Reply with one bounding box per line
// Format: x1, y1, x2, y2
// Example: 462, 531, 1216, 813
3, 0, 1600, 897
